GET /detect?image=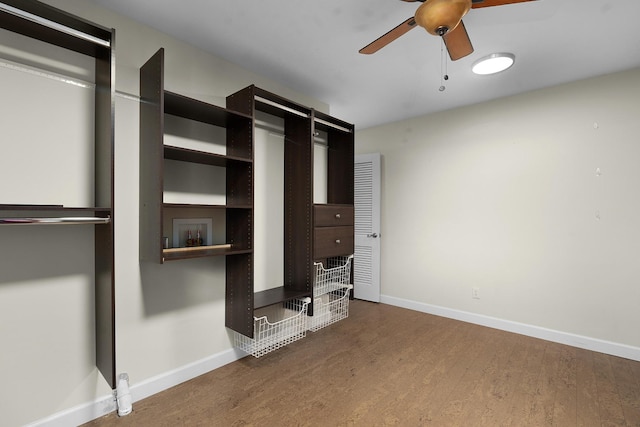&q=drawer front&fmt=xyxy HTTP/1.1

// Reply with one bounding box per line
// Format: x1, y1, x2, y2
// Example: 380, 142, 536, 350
314, 226, 354, 259
314, 205, 354, 227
